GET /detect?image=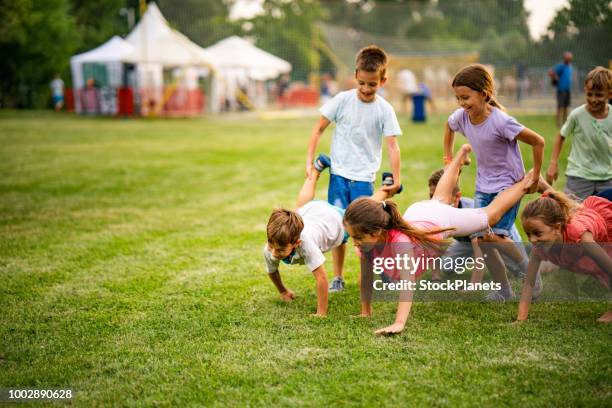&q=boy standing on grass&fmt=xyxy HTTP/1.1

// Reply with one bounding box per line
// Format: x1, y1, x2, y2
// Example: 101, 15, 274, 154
546, 66, 612, 200
305, 45, 402, 292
